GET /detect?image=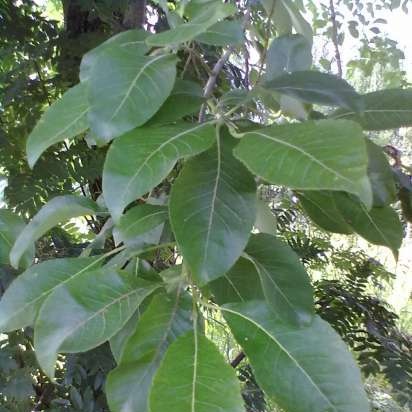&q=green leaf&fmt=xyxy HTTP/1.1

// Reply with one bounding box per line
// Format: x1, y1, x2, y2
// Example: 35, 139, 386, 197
114, 204, 168, 248
147, 80, 204, 125
279, 0, 313, 43
146, 3, 236, 47
195, 20, 244, 46
170, 131, 257, 286
0, 209, 33, 268
299, 191, 354, 234
331, 88, 412, 130
103, 122, 215, 221
254, 199, 277, 236
10, 195, 101, 269
300, 191, 403, 255
106, 290, 193, 412
0, 257, 99, 332
245, 234, 314, 325
266, 34, 312, 81
80, 29, 149, 83
264, 71, 363, 111
88, 50, 177, 140
224, 302, 370, 412
335, 193, 403, 257
233, 120, 372, 207
26, 83, 89, 167
34, 268, 160, 379
149, 331, 244, 412
366, 140, 397, 206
